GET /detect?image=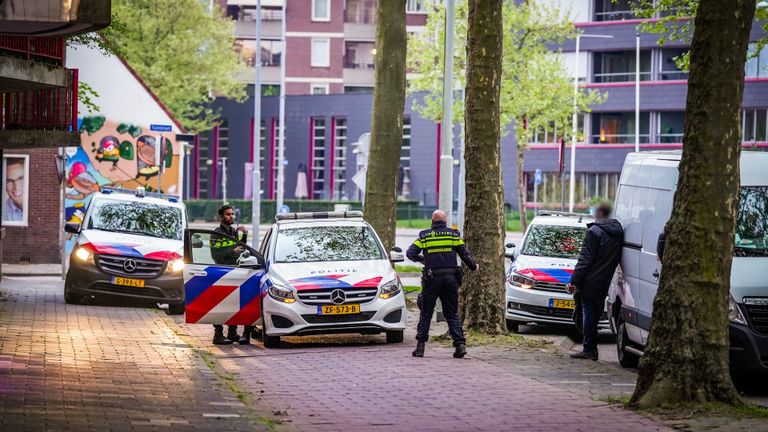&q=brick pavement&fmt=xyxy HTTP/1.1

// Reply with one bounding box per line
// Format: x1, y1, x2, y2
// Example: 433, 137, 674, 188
0, 277, 273, 432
